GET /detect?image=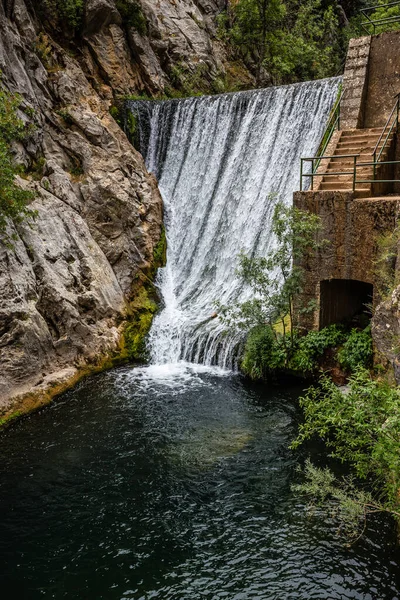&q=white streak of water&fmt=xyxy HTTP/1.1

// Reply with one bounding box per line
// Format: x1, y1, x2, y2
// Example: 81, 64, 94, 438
127, 78, 341, 369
